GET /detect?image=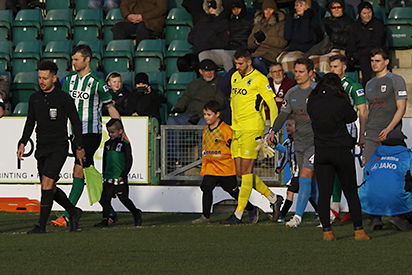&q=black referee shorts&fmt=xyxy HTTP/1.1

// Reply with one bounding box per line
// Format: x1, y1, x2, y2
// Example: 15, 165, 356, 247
72, 133, 102, 167
35, 143, 69, 182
